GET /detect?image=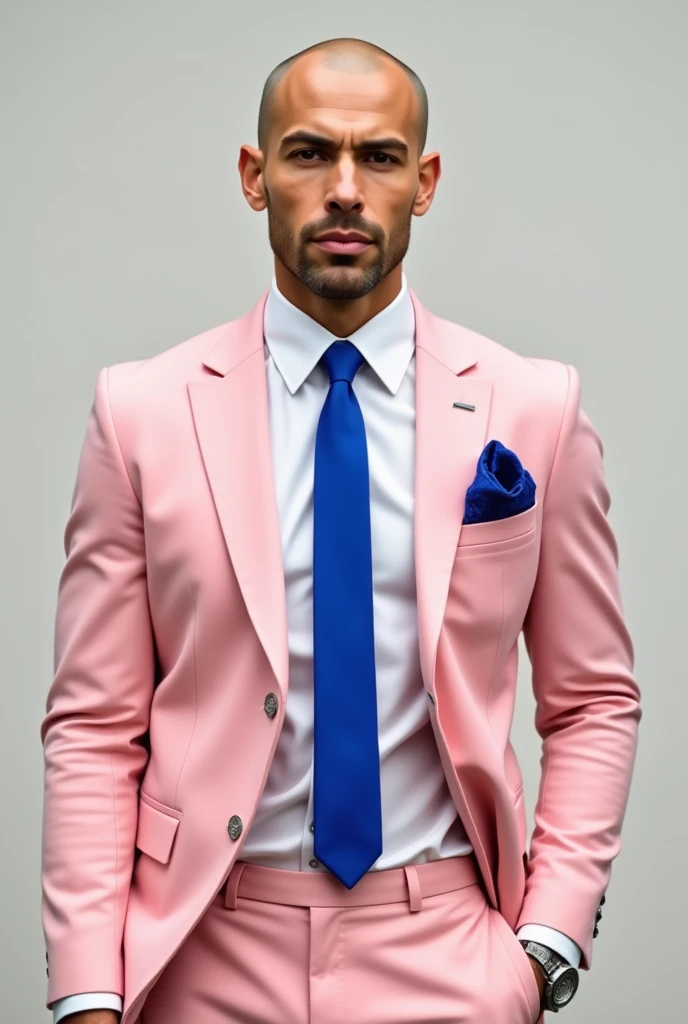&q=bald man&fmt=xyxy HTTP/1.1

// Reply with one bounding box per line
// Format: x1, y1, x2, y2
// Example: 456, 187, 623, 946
41, 36, 640, 1024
